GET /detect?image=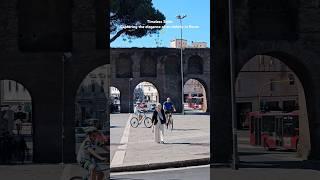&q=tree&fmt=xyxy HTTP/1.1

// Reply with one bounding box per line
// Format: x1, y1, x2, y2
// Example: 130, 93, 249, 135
110, 0, 166, 43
